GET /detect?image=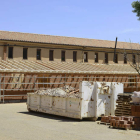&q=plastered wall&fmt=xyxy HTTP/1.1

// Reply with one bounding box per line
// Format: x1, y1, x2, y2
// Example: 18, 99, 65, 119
0, 43, 137, 65
0, 46, 3, 61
